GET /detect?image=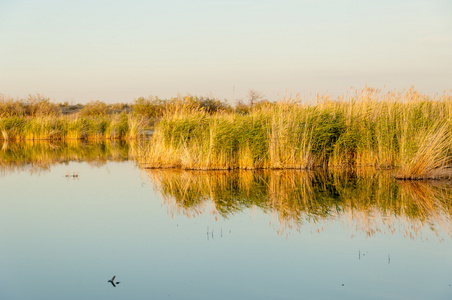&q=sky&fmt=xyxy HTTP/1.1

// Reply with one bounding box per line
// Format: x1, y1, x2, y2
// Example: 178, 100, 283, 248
0, 0, 451, 104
